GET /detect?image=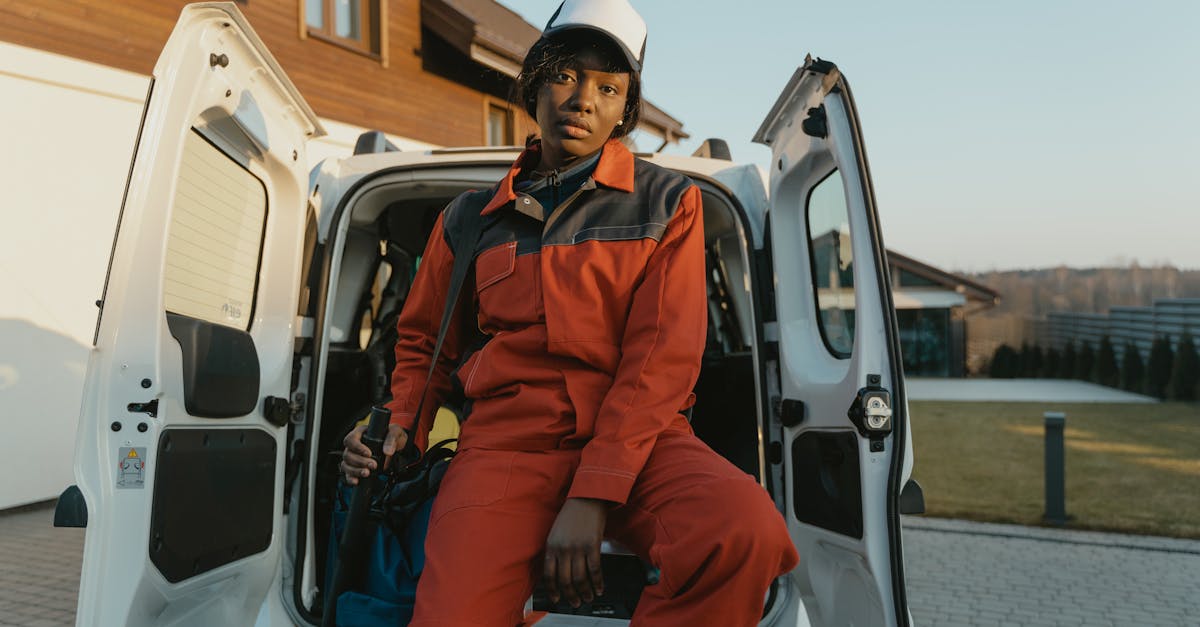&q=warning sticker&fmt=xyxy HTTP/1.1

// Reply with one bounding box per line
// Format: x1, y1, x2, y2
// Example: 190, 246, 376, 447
116, 447, 146, 489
